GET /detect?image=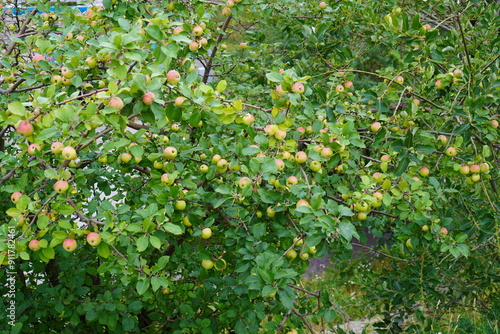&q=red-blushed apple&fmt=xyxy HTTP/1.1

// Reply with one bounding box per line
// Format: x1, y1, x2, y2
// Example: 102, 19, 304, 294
435, 80, 445, 89
171, 123, 180, 131
275, 159, 285, 171
423, 24, 432, 30
395, 76, 404, 84
239, 42, 247, 49
370, 121, 382, 132
192, 25, 203, 36
291, 82, 304, 94
419, 167, 430, 177
161, 173, 175, 186
226, 0, 235, 6
286, 249, 297, 260
479, 163, 489, 173
17, 121, 34, 137
319, 2, 327, 9
200, 38, 208, 47
242, 113, 254, 125
309, 160, 321, 172
286, 176, 298, 186
174, 200, 186, 210
175, 96, 185, 107
320, 147, 334, 159
380, 154, 391, 162
86, 232, 101, 246
202, 259, 214, 270
11, 192, 22, 204
222, 7, 232, 16
264, 124, 278, 135
422, 225, 429, 232
189, 41, 199, 52
201, 227, 212, 239
469, 164, 480, 173
163, 147, 178, 160
296, 199, 310, 208
166, 70, 181, 84
63, 238, 77, 252
491, 120, 499, 128
296, 127, 305, 135
142, 92, 155, 105
344, 81, 353, 89
54, 180, 69, 193
29, 240, 41, 251
32, 54, 46, 63
237, 177, 252, 188
173, 26, 183, 35
216, 159, 228, 170
109, 97, 124, 110
212, 154, 222, 164
28, 143, 41, 156
120, 152, 132, 163
274, 130, 287, 141
357, 212, 367, 220
336, 84, 344, 93
51, 75, 62, 85
459, 165, 470, 175
295, 151, 308, 164
437, 135, 448, 145
445, 146, 457, 157
439, 227, 448, 235
276, 85, 286, 95
60, 146, 77, 160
